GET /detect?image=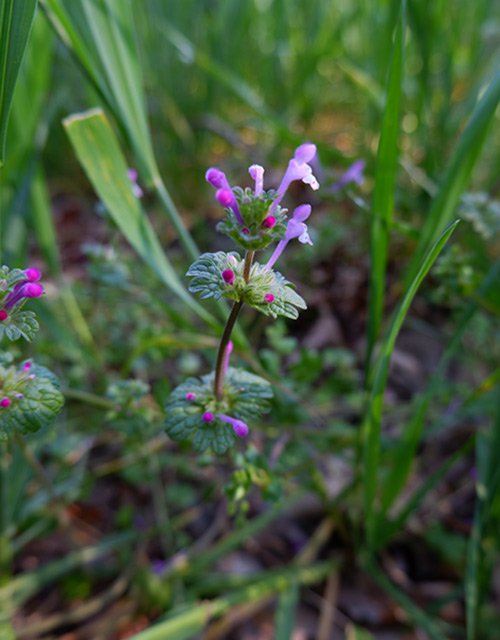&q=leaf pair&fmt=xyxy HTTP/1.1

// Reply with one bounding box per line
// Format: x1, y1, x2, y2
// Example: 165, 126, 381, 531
165, 367, 273, 454
187, 252, 307, 320
0, 362, 64, 438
